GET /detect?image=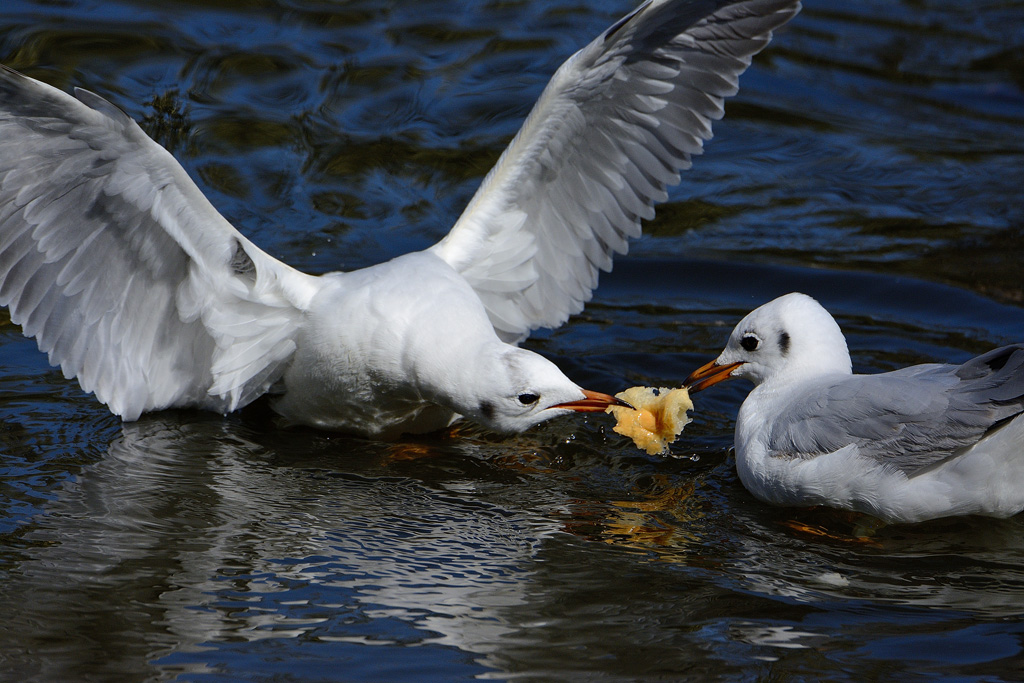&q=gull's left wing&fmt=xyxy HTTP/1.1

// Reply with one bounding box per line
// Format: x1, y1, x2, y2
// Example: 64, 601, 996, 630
765, 345, 1024, 475
430, 0, 800, 342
